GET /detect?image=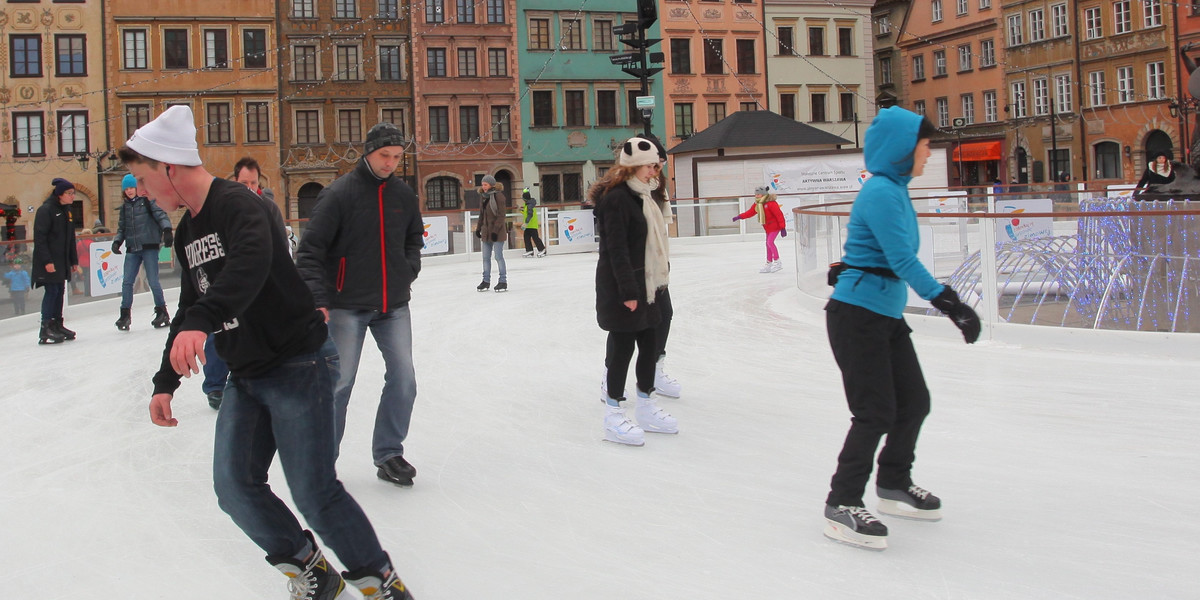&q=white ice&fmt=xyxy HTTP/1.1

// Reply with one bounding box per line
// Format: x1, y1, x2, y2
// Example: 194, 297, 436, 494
1, 239, 1196, 599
